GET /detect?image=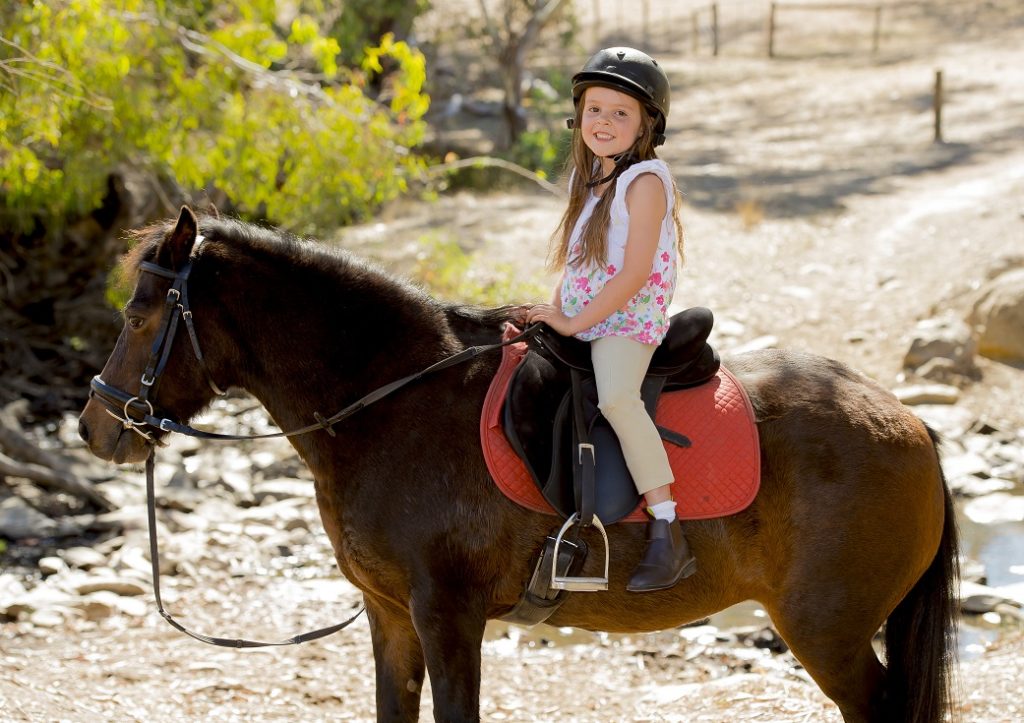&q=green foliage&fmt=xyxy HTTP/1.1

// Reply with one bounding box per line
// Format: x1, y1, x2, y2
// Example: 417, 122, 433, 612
505, 127, 571, 181
327, 0, 431, 67
409, 233, 547, 305
0, 0, 430, 235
